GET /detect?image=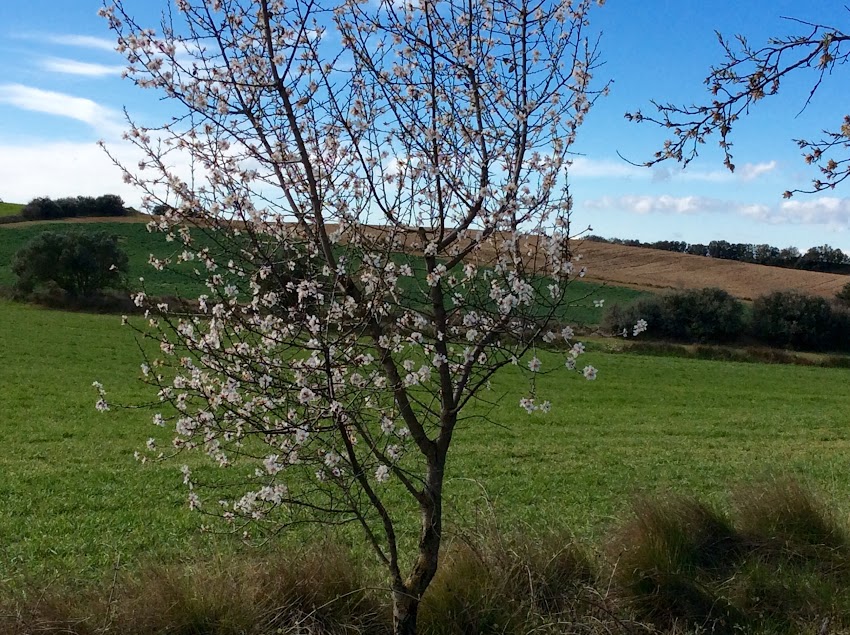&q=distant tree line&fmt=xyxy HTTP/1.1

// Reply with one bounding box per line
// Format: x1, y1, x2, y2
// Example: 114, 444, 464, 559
6, 195, 133, 222
21, 195, 130, 220
585, 235, 850, 274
